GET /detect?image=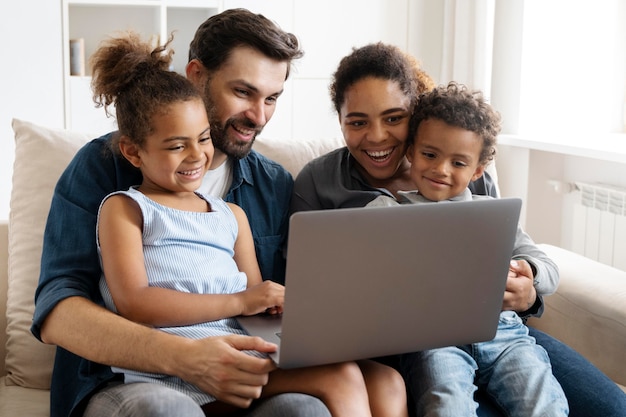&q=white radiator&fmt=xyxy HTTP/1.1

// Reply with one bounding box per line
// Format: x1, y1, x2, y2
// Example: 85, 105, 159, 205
571, 182, 626, 271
